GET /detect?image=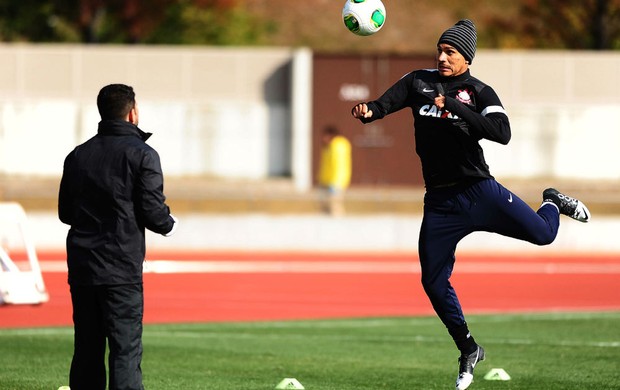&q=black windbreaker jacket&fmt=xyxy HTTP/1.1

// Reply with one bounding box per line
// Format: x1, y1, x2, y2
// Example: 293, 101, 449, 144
59, 120, 175, 286
361, 69, 511, 189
